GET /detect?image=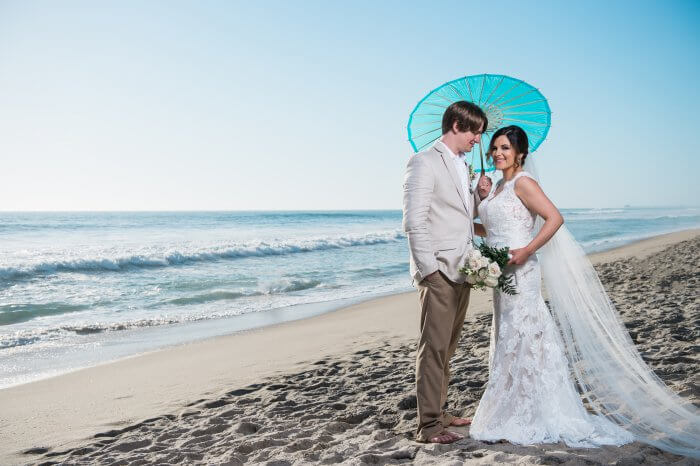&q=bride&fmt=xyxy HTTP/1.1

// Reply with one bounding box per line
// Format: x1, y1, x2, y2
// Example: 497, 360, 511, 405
469, 125, 699, 457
